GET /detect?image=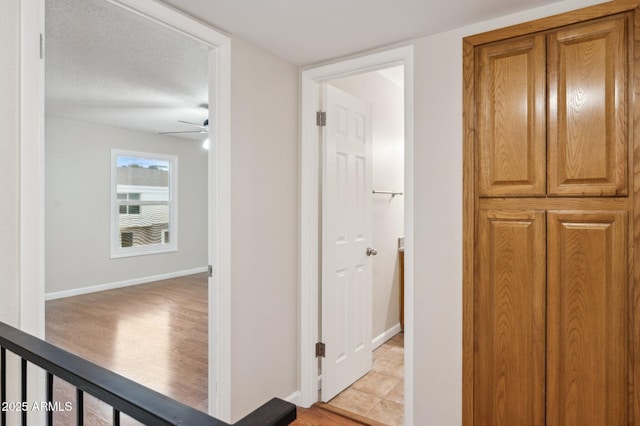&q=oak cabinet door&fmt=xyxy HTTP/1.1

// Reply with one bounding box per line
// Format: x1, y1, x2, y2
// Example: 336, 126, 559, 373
466, 5, 637, 426
546, 211, 628, 426
477, 35, 546, 197
474, 210, 546, 426
548, 16, 628, 196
